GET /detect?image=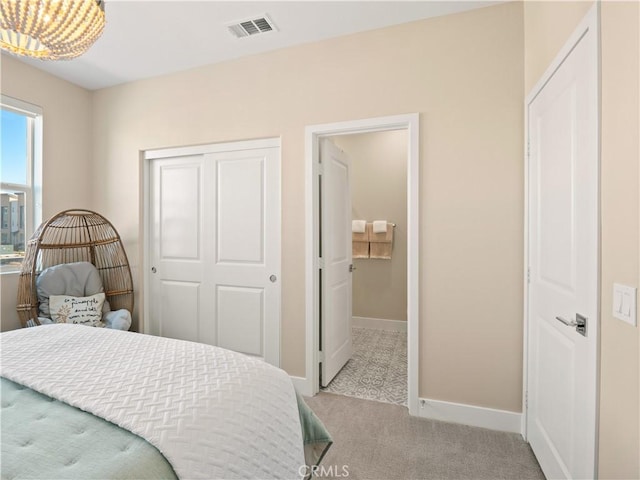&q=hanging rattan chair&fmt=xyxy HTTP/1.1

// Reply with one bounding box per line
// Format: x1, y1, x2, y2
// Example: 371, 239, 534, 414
16, 209, 134, 327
